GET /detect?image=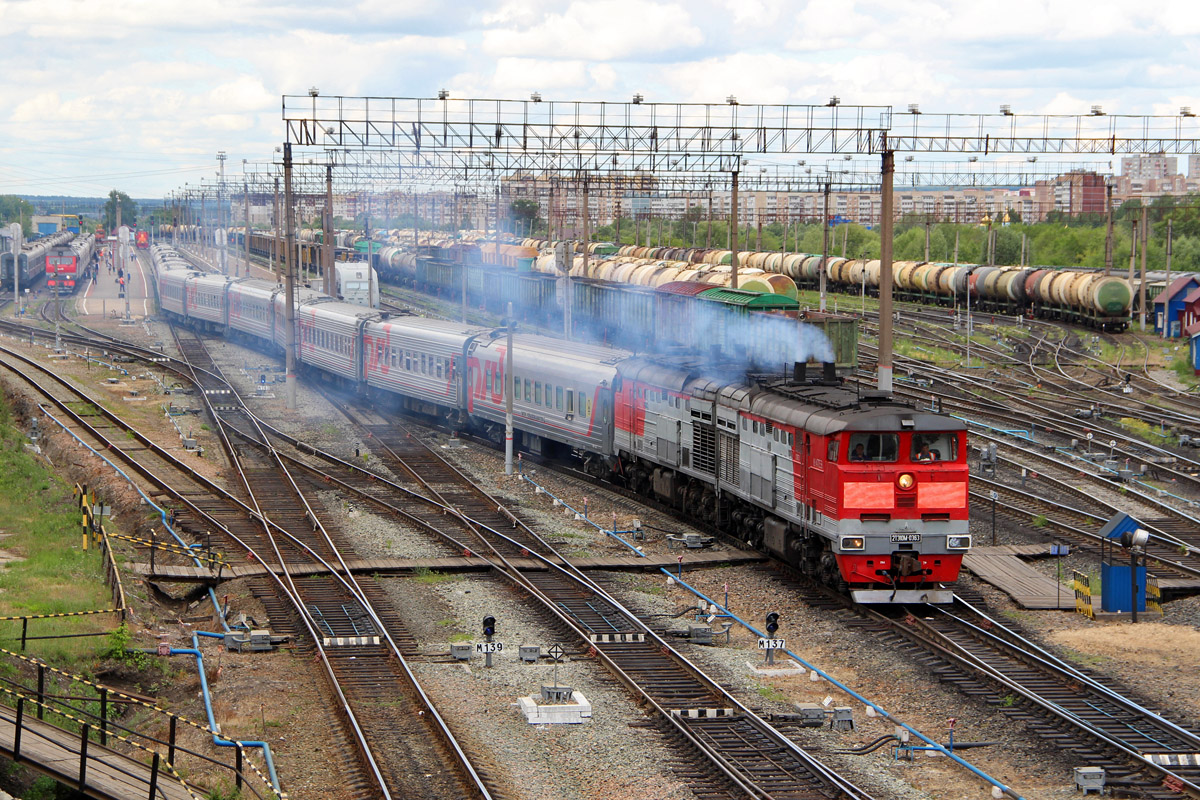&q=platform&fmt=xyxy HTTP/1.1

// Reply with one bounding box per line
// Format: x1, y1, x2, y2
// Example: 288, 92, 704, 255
131, 548, 763, 582
0, 705, 197, 800
962, 547, 1075, 609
